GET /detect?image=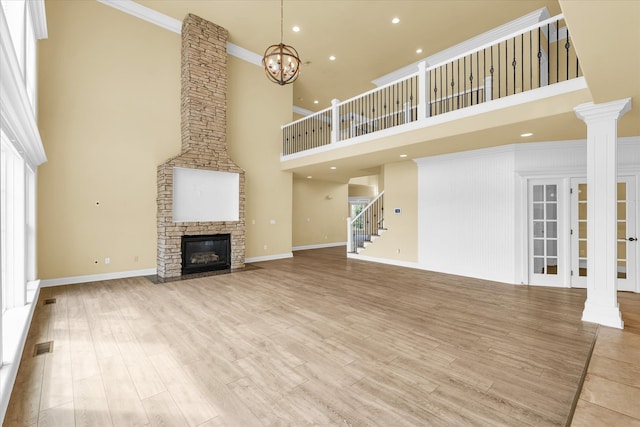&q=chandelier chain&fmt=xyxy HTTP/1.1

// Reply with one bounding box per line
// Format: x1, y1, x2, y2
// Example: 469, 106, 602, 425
280, 0, 284, 43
